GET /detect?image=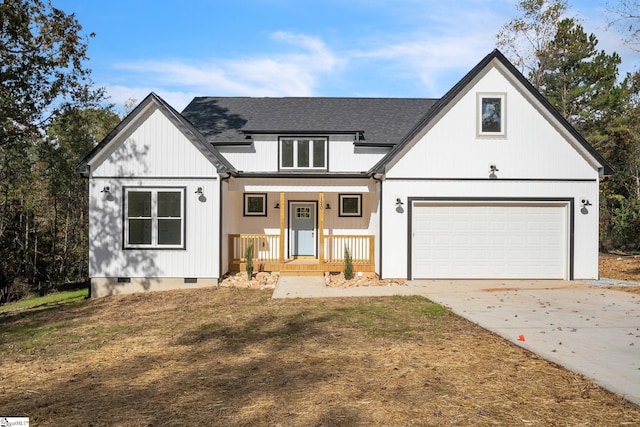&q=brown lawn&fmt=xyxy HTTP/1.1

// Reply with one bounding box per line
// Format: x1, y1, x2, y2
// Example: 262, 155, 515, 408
1, 287, 639, 426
